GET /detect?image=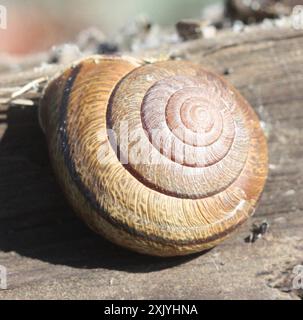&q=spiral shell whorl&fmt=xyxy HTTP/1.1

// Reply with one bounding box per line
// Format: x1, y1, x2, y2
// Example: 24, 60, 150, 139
40, 56, 268, 256
108, 61, 251, 199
